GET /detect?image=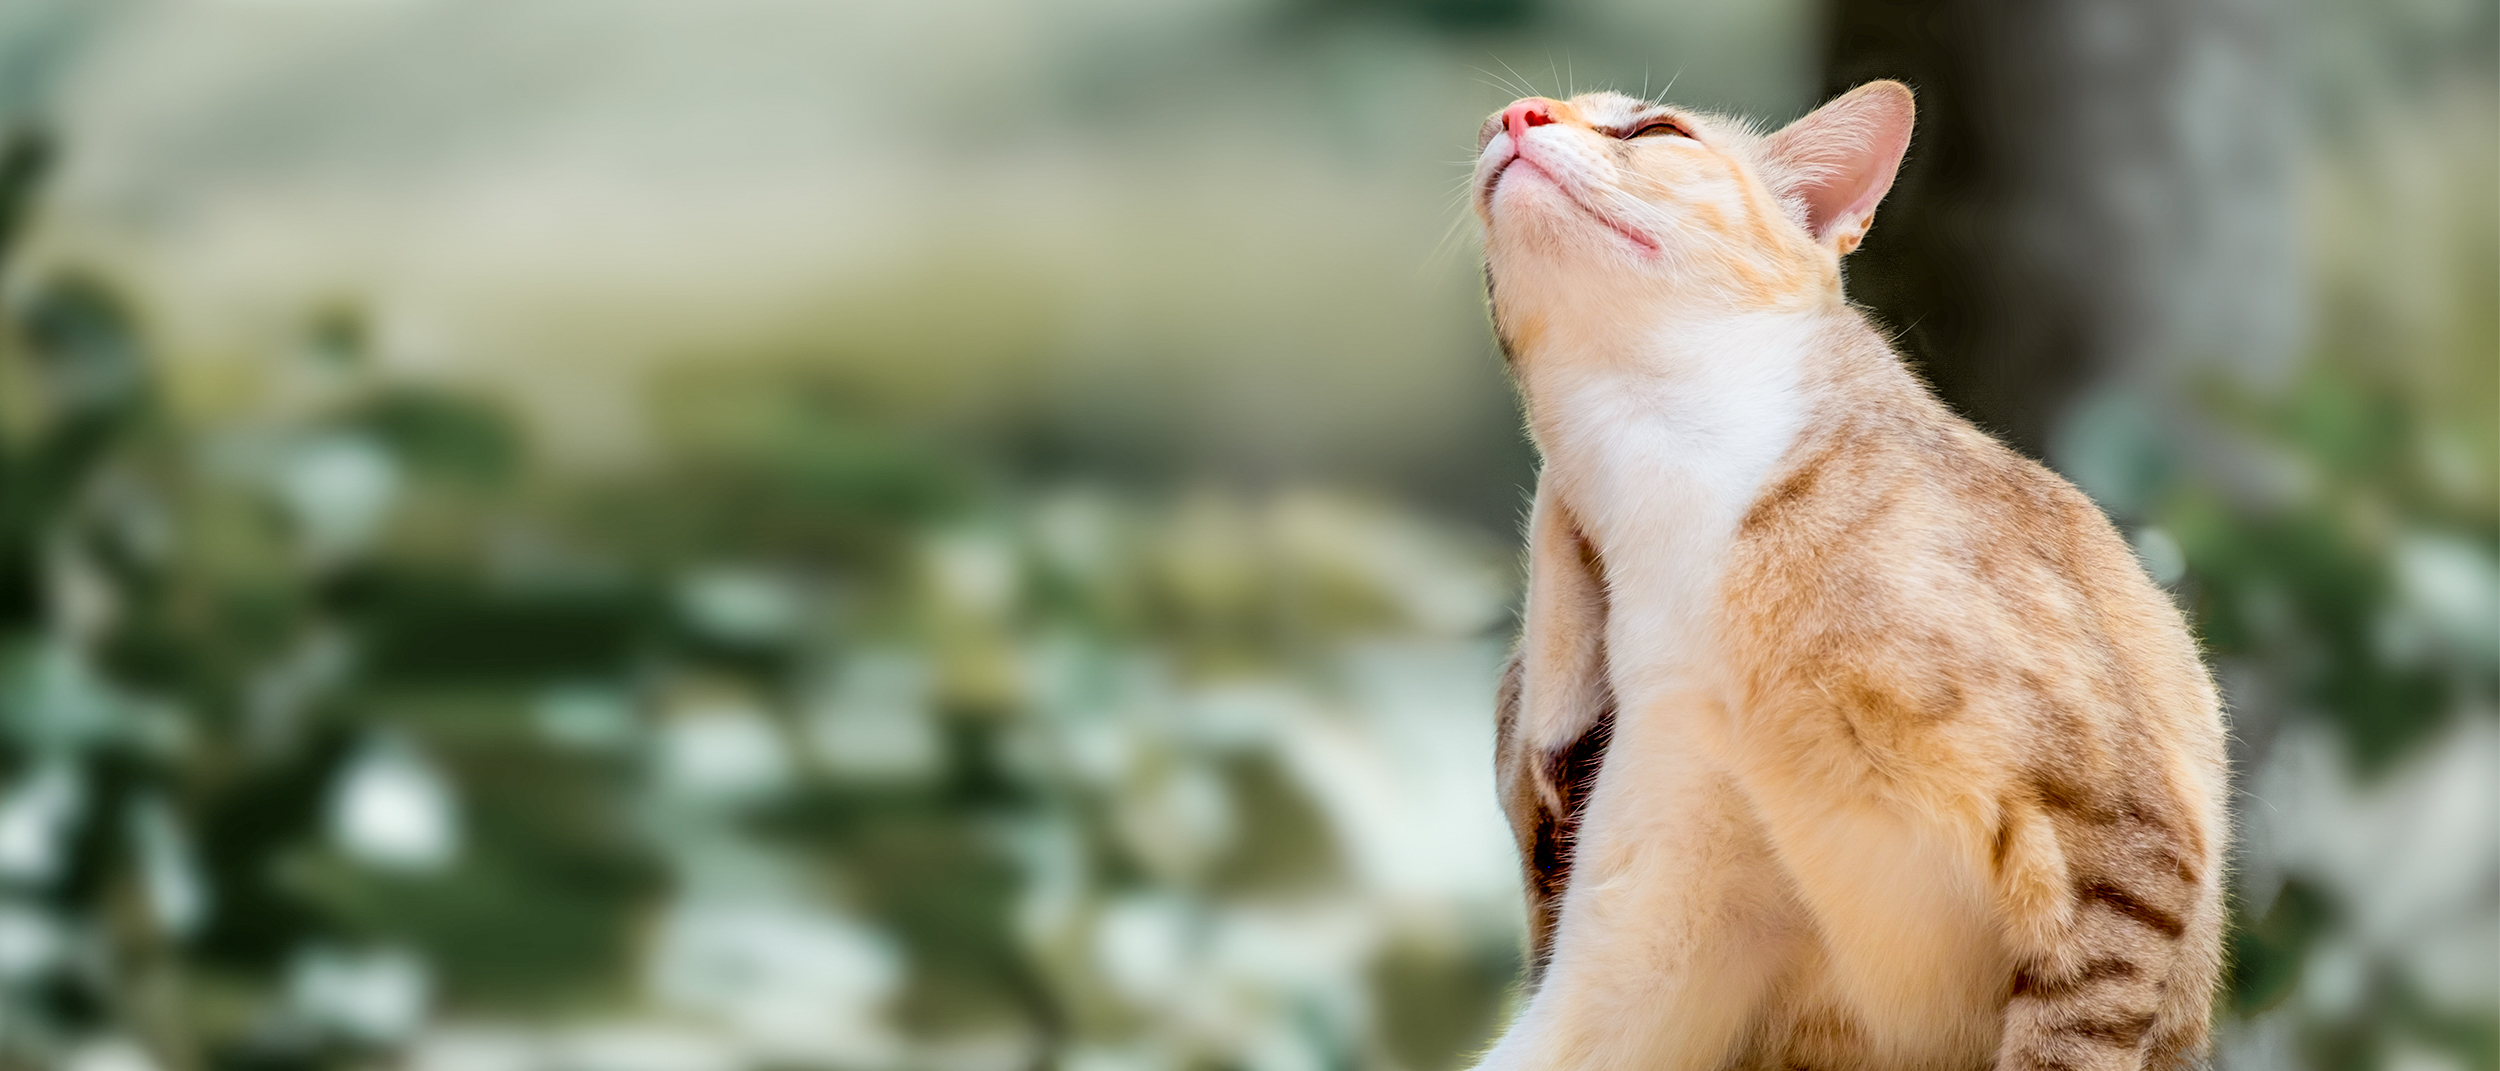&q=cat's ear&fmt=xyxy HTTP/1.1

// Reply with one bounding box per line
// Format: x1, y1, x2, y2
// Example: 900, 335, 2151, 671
1761, 80, 1914, 256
